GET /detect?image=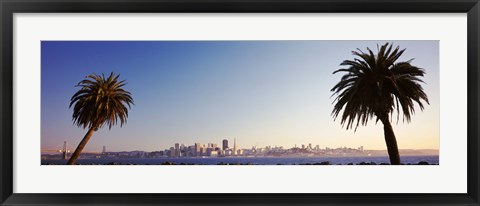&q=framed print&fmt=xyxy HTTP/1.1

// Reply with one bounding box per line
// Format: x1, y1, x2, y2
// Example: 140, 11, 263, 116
1, 0, 479, 205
